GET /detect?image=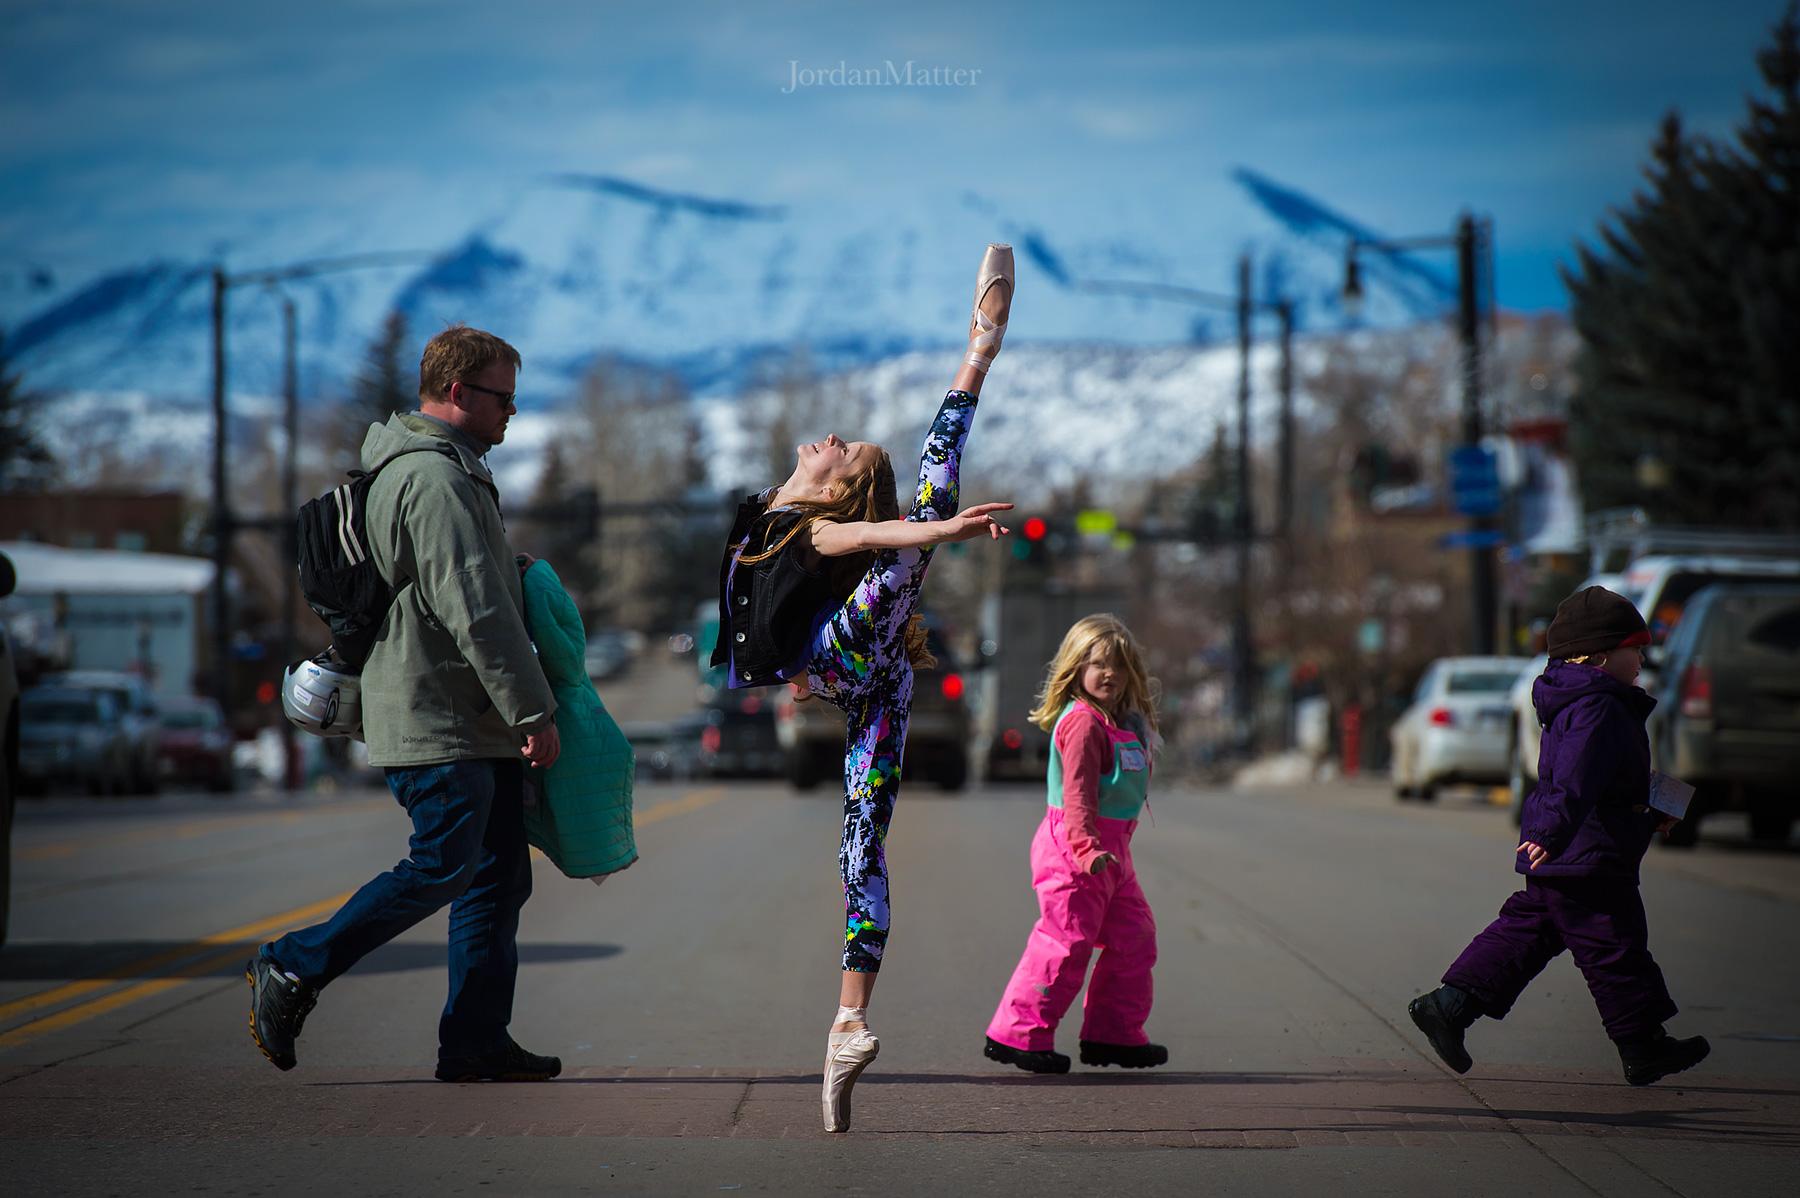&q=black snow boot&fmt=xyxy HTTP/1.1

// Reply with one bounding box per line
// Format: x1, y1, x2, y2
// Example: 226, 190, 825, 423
1408, 984, 1481, 1074
1078, 1040, 1169, 1069
984, 1037, 1071, 1074
1617, 1030, 1710, 1087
